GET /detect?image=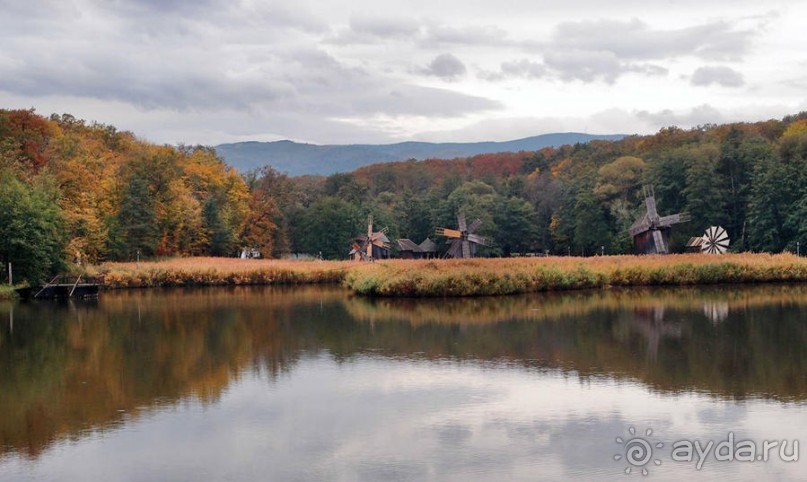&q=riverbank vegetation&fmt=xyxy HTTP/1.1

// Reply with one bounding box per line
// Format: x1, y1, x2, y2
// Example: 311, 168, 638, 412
0, 285, 17, 300
343, 254, 807, 296
96, 257, 354, 288
3, 108, 807, 286
89, 253, 807, 296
